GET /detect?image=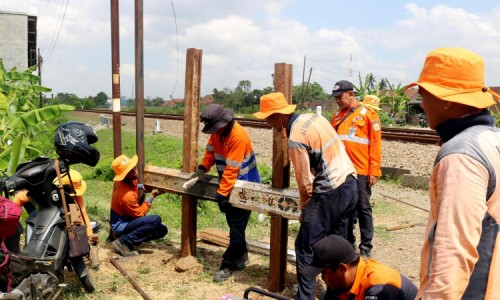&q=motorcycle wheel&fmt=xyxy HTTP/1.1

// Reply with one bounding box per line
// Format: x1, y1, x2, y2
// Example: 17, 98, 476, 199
70, 256, 95, 293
